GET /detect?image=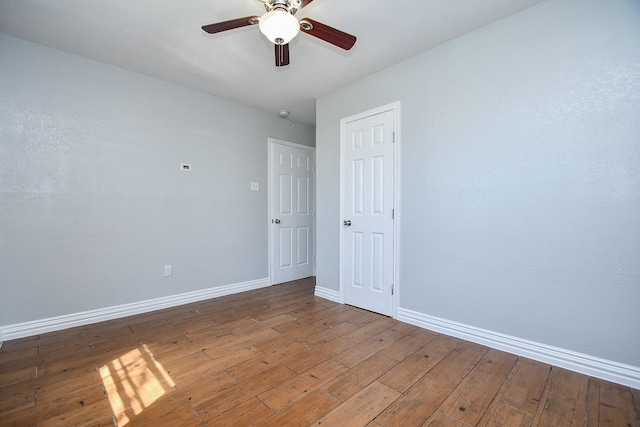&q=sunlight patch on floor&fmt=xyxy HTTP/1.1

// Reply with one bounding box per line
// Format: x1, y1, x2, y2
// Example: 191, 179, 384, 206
99, 345, 175, 426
